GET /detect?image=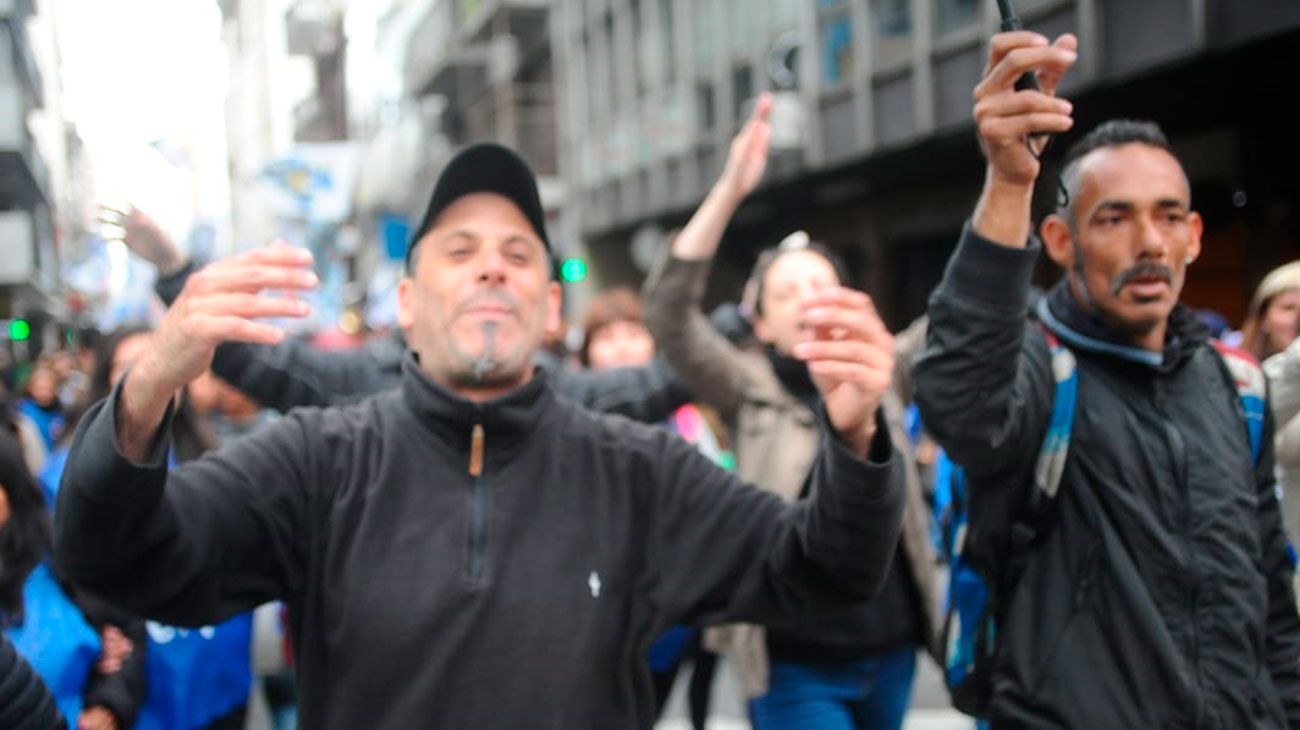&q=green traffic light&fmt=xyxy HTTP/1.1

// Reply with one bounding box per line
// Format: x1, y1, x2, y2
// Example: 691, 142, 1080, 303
560, 258, 588, 283
9, 319, 31, 342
